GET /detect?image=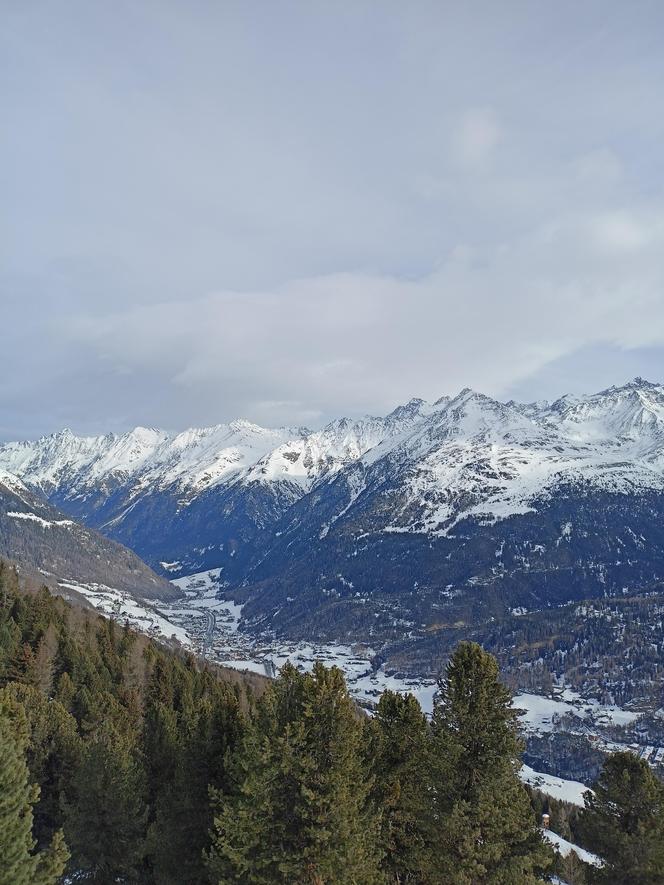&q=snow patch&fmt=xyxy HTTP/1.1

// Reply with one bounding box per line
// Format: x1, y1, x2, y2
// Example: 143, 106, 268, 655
7, 511, 75, 529
520, 764, 589, 807
542, 830, 602, 867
